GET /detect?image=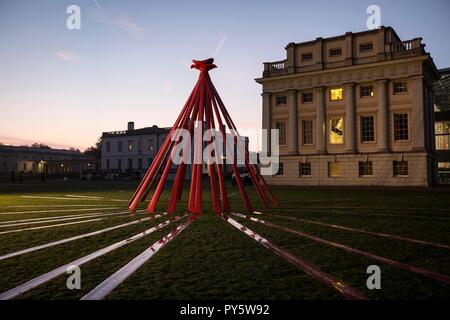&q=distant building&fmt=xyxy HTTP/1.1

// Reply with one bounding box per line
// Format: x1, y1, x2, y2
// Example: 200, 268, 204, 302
101, 122, 170, 174
434, 68, 450, 183
256, 26, 439, 187
0, 145, 95, 178
101, 121, 249, 178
